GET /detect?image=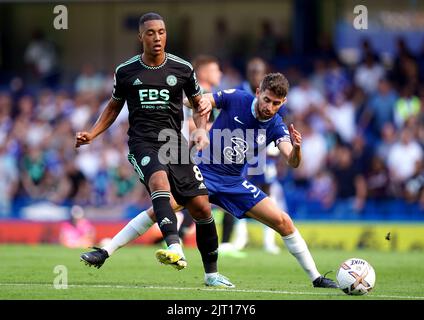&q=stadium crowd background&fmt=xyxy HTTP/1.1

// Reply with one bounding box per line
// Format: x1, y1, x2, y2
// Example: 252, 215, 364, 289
0, 1, 423, 223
